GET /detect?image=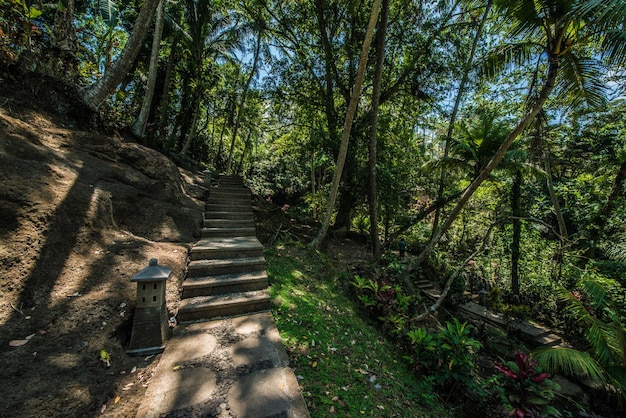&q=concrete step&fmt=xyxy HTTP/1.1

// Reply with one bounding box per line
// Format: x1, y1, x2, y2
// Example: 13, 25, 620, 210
203, 218, 255, 228
415, 280, 434, 290
191, 237, 264, 260
204, 210, 252, 220
207, 196, 251, 206
182, 271, 268, 298
187, 256, 266, 277
177, 290, 271, 322
533, 333, 563, 347
209, 188, 251, 196
205, 203, 252, 212
201, 227, 257, 238
217, 178, 245, 187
